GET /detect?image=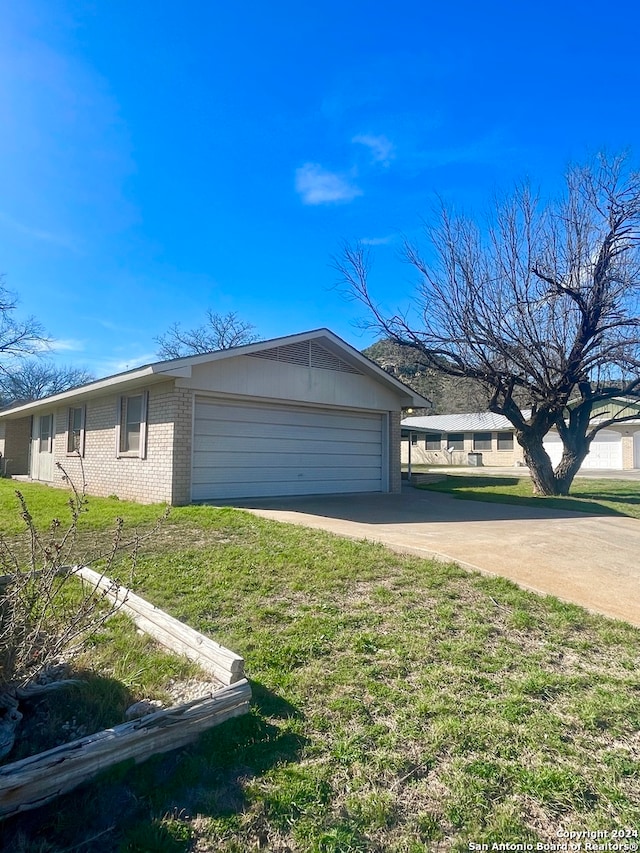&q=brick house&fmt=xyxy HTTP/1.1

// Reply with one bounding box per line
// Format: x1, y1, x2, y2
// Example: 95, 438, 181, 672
0, 329, 430, 504
402, 400, 640, 470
